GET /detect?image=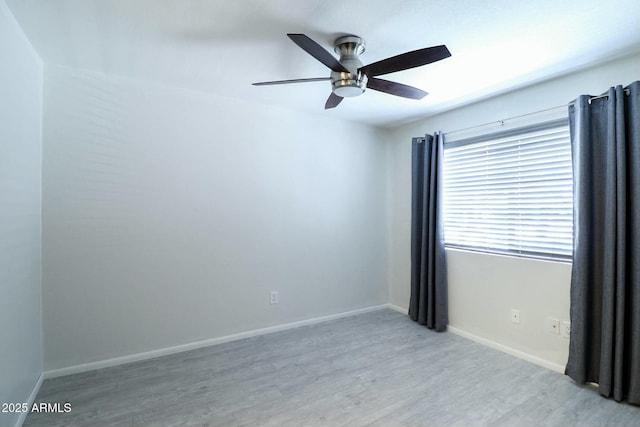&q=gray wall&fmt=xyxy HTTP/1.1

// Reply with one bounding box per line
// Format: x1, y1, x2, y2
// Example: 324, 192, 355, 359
0, 2, 43, 426
42, 65, 389, 371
